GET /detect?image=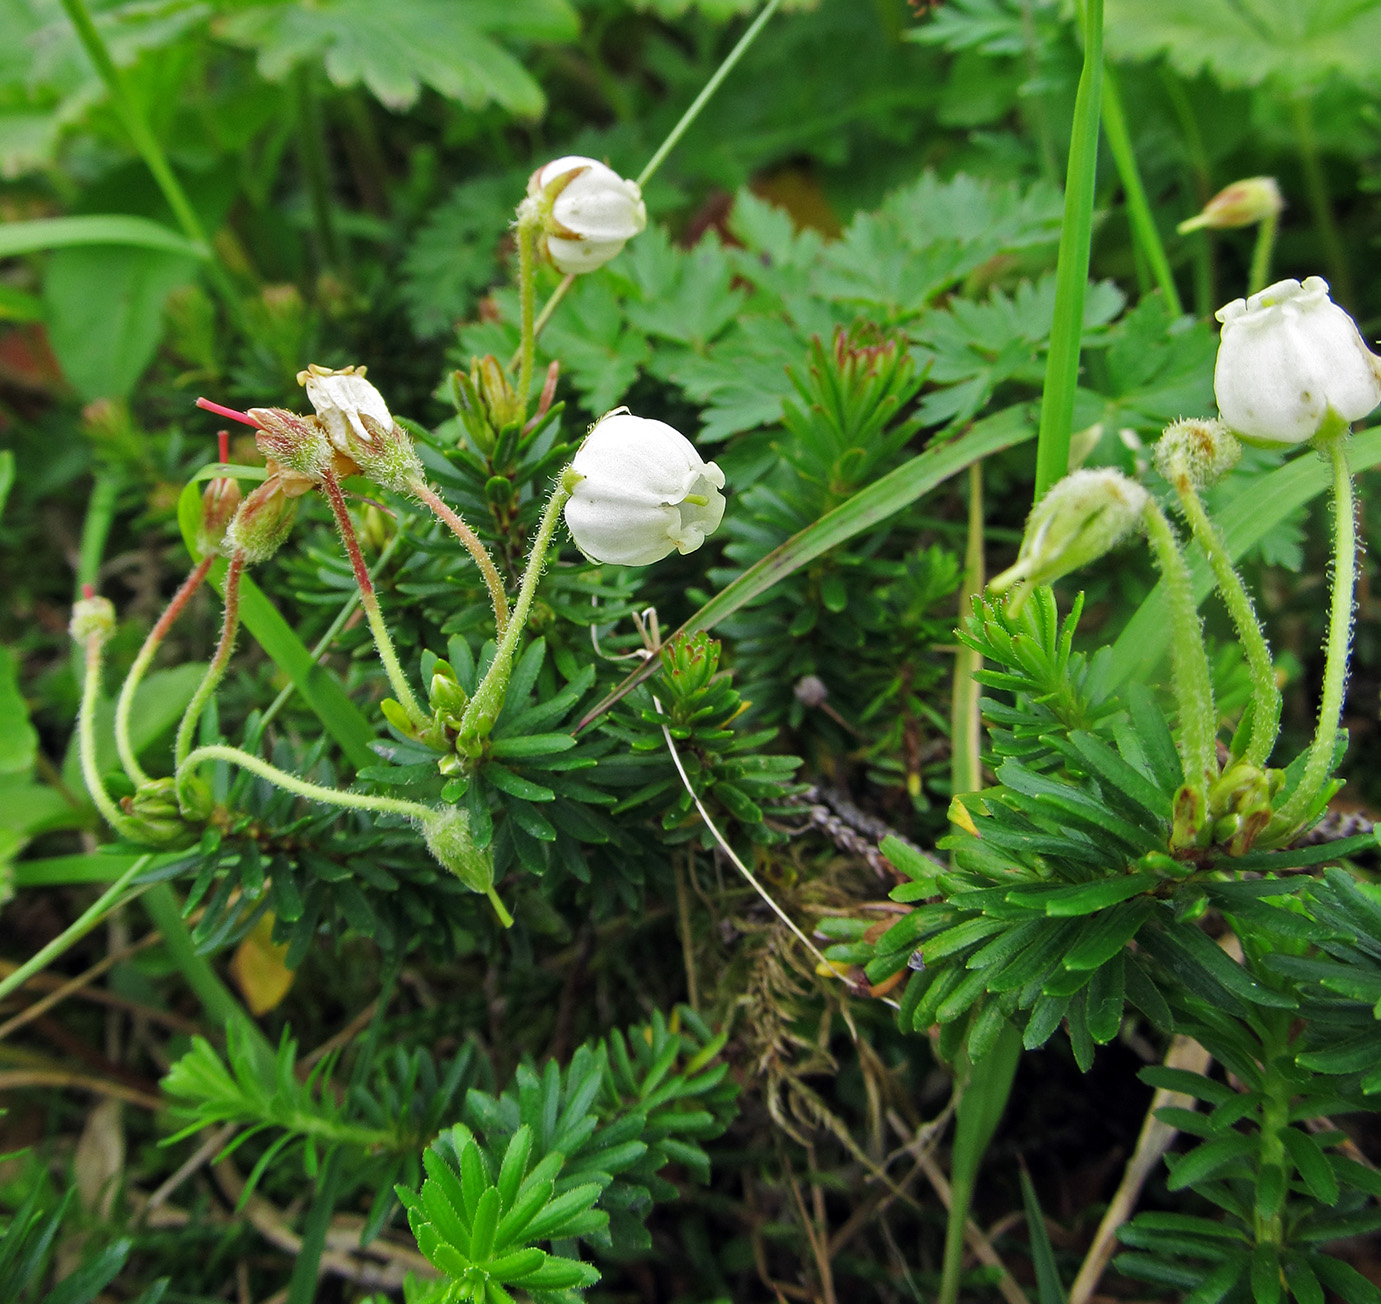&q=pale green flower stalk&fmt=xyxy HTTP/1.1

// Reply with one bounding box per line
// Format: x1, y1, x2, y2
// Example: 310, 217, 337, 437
1141, 501, 1218, 819
455, 471, 578, 751
1265, 419, 1357, 841
176, 744, 513, 927
174, 551, 245, 809
116, 556, 213, 787
317, 465, 427, 729
1155, 419, 1280, 769
71, 589, 141, 839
